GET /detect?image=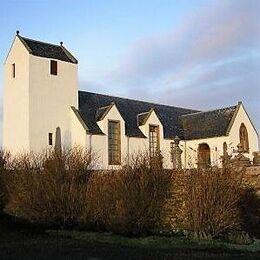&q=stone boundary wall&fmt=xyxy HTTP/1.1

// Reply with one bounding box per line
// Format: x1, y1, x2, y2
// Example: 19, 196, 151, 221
244, 166, 260, 195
